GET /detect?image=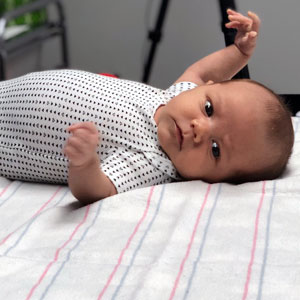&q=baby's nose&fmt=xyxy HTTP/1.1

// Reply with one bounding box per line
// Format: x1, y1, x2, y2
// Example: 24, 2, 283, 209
191, 119, 209, 143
